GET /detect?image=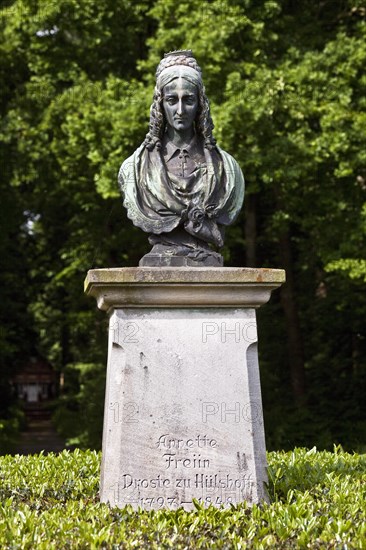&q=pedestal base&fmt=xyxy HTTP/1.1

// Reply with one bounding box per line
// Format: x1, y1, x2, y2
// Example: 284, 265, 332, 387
84, 267, 285, 510
140, 230, 224, 267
